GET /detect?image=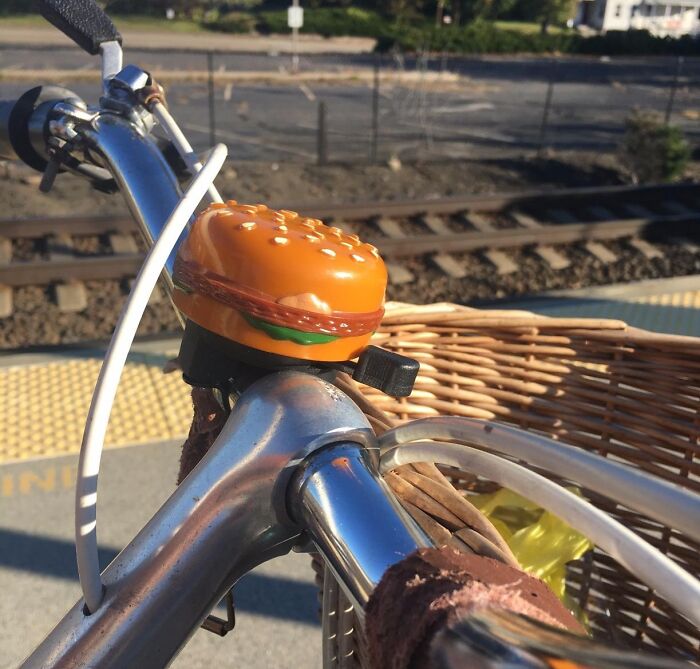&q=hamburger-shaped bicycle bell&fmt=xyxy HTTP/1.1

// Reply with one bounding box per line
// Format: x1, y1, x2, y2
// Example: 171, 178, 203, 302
173, 200, 387, 363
